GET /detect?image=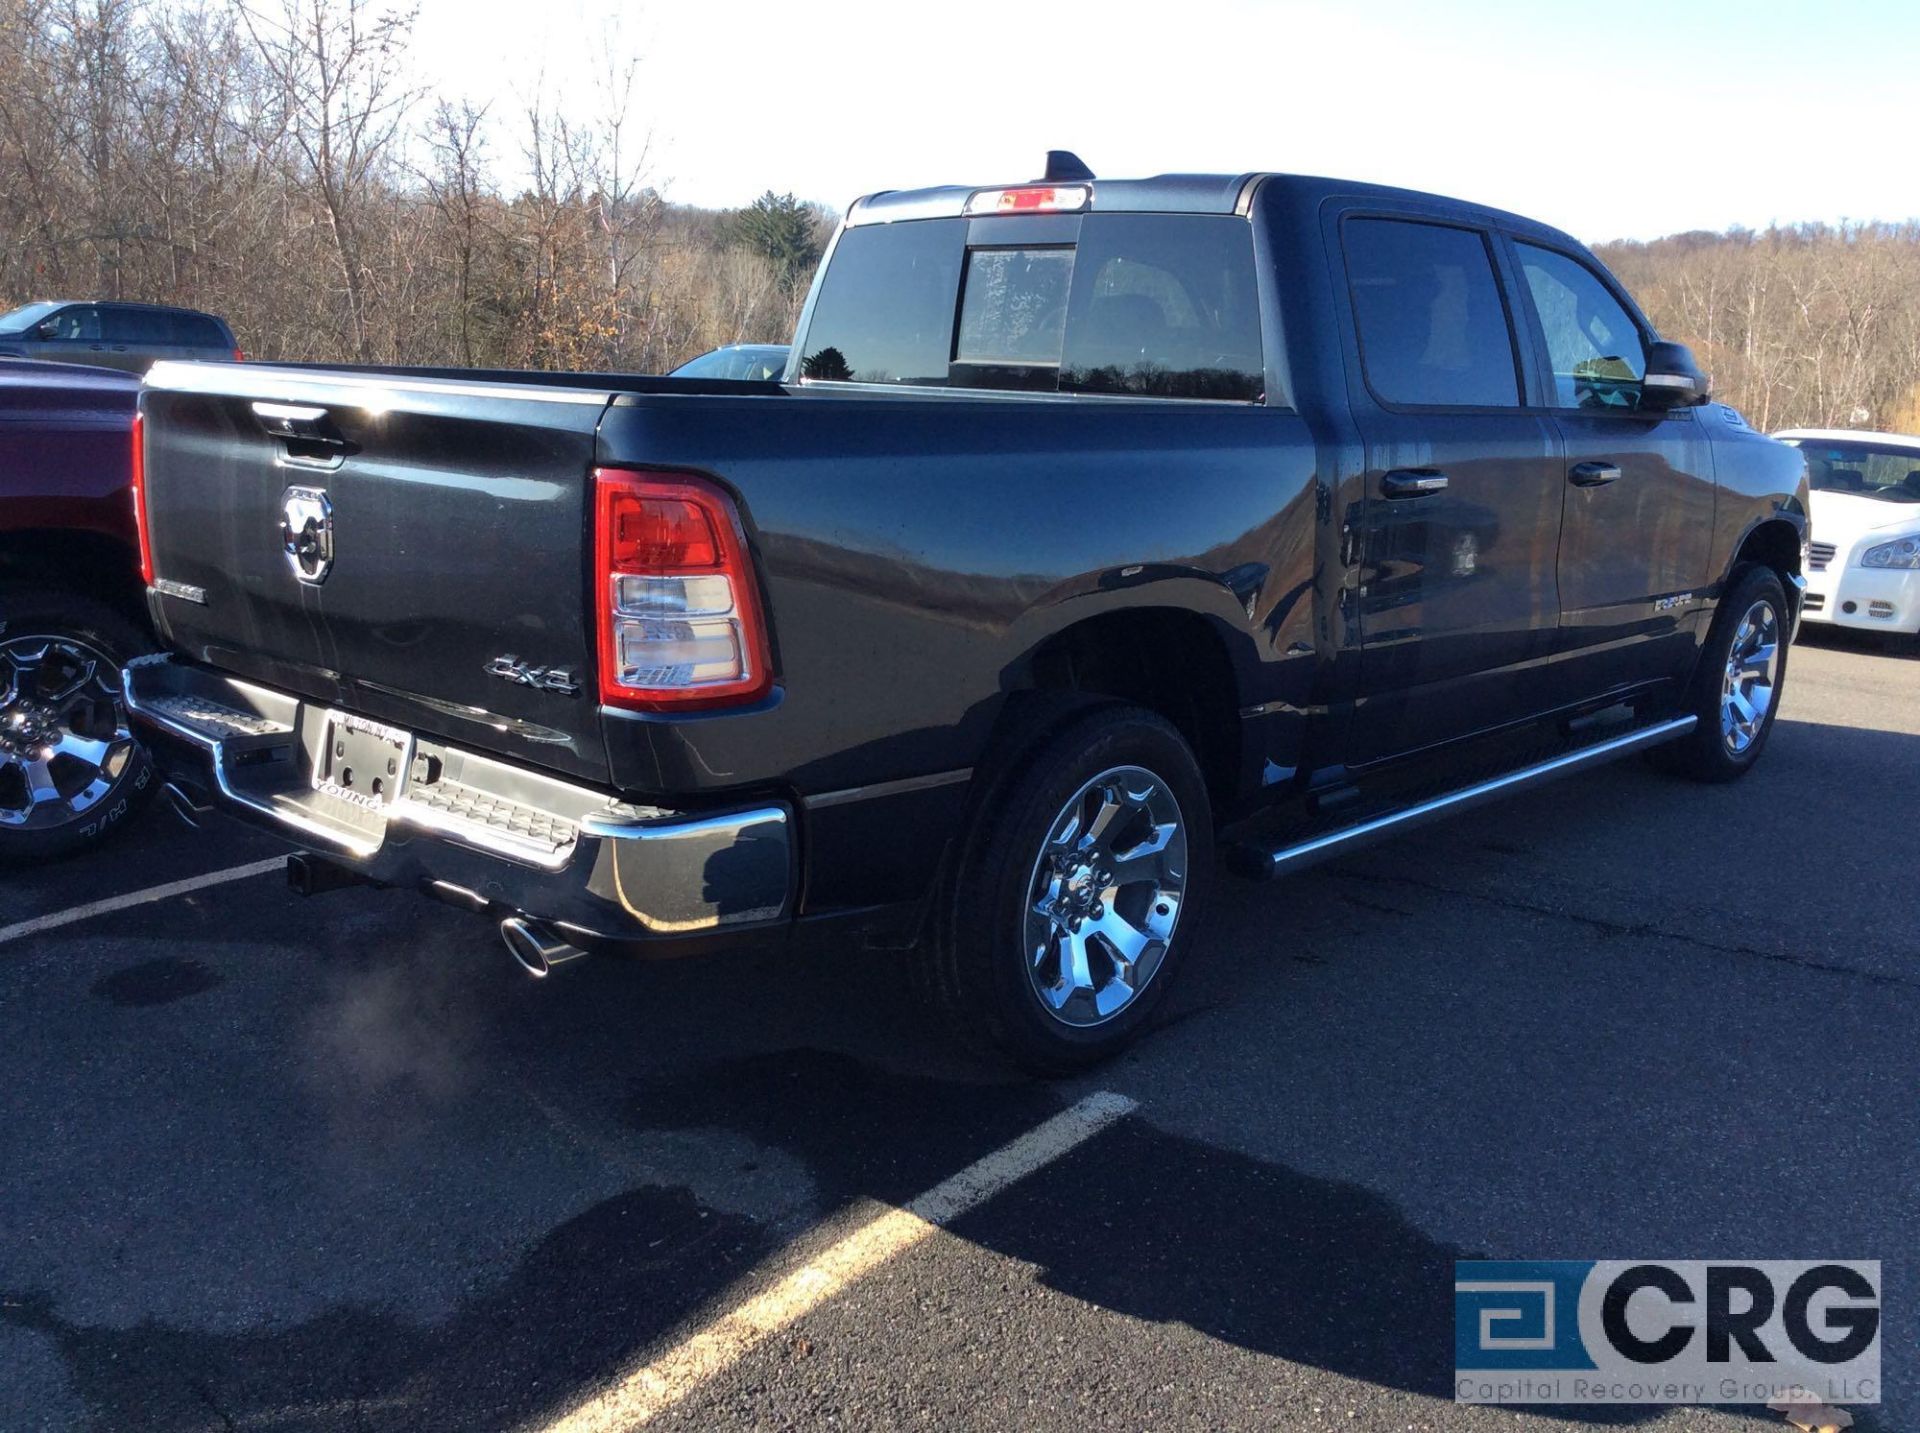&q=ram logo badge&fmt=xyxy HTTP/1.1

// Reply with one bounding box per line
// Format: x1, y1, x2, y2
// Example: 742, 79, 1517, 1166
485, 655, 581, 696
280, 485, 333, 584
